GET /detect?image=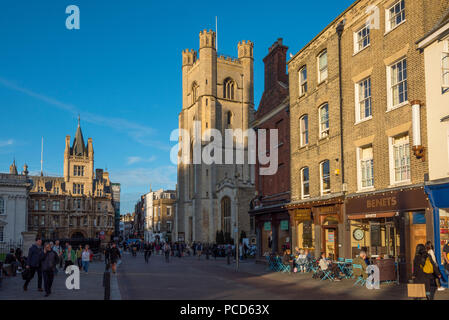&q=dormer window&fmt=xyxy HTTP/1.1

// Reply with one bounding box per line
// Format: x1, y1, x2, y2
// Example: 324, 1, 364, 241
223, 78, 235, 100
